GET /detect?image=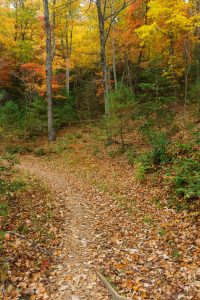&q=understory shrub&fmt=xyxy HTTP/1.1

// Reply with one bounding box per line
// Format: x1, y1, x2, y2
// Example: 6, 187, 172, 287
0, 95, 78, 139
6, 145, 32, 155
166, 138, 200, 210
24, 96, 47, 137
171, 157, 200, 200
106, 84, 135, 151
0, 155, 25, 220
134, 153, 153, 181
148, 132, 170, 164
189, 79, 200, 100
126, 148, 137, 165
0, 101, 22, 129
54, 97, 77, 128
